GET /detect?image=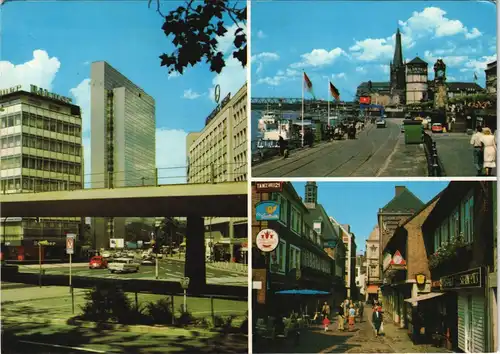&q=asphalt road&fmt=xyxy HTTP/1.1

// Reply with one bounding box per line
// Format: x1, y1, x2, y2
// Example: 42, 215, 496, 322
252, 120, 405, 177
18, 258, 247, 286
